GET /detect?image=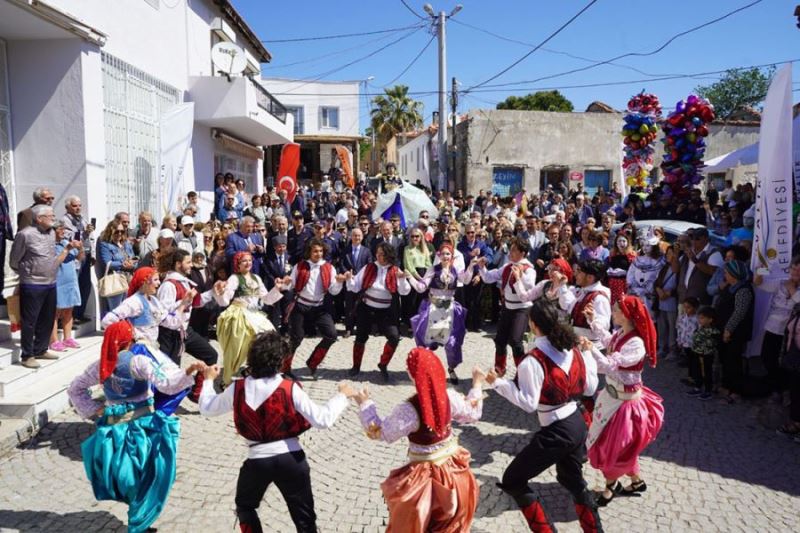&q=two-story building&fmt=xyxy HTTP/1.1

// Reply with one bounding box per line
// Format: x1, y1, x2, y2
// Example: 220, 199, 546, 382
261, 78, 361, 185
0, 0, 293, 226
